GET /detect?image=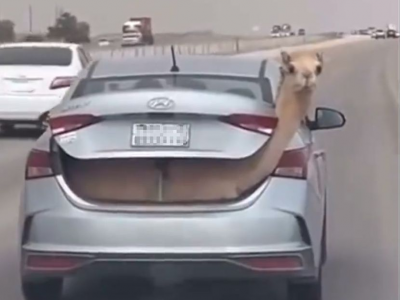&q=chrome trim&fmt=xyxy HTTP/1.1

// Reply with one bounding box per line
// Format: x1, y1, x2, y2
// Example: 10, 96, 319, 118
23, 243, 311, 255
147, 97, 175, 110
55, 174, 271, 213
